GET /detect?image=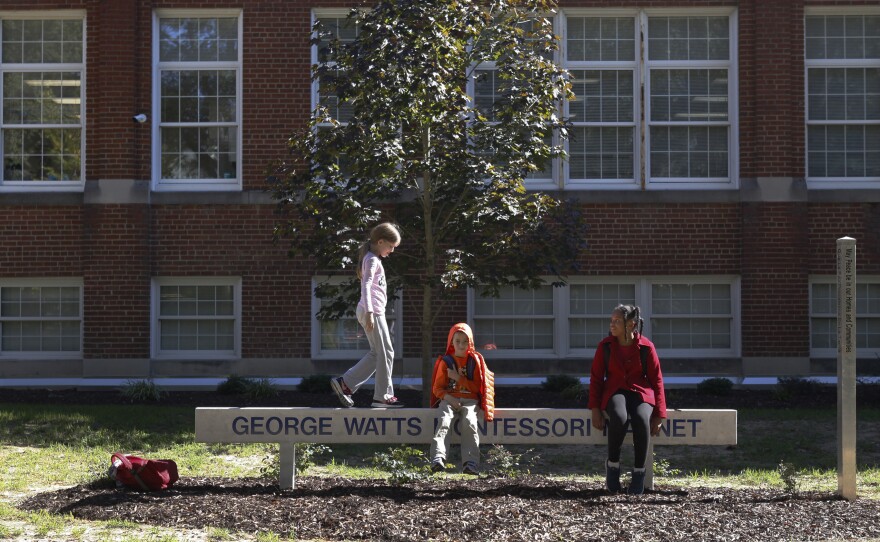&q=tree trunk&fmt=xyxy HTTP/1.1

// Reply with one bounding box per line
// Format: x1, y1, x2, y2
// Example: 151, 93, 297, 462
420, 283, 434, 407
